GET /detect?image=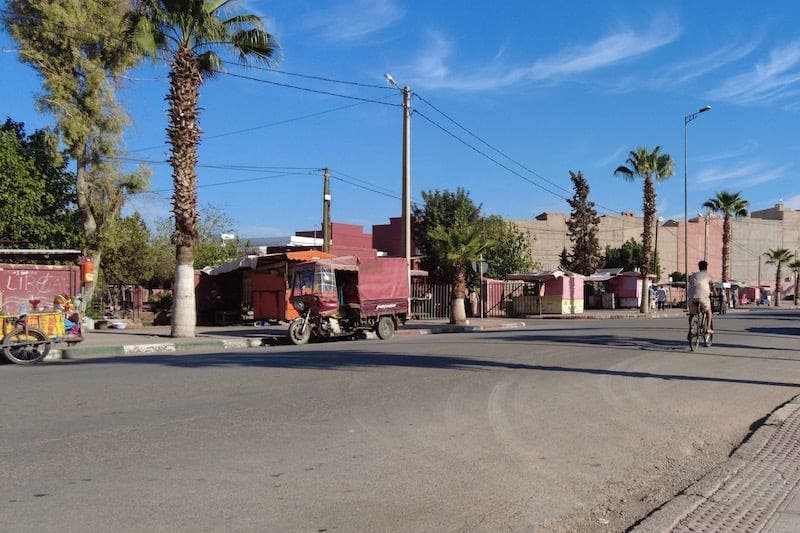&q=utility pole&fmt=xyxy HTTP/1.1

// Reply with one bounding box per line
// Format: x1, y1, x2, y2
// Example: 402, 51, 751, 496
385, 74, 413, 309
401, 86, 412, 263
322, 168, 331, 253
